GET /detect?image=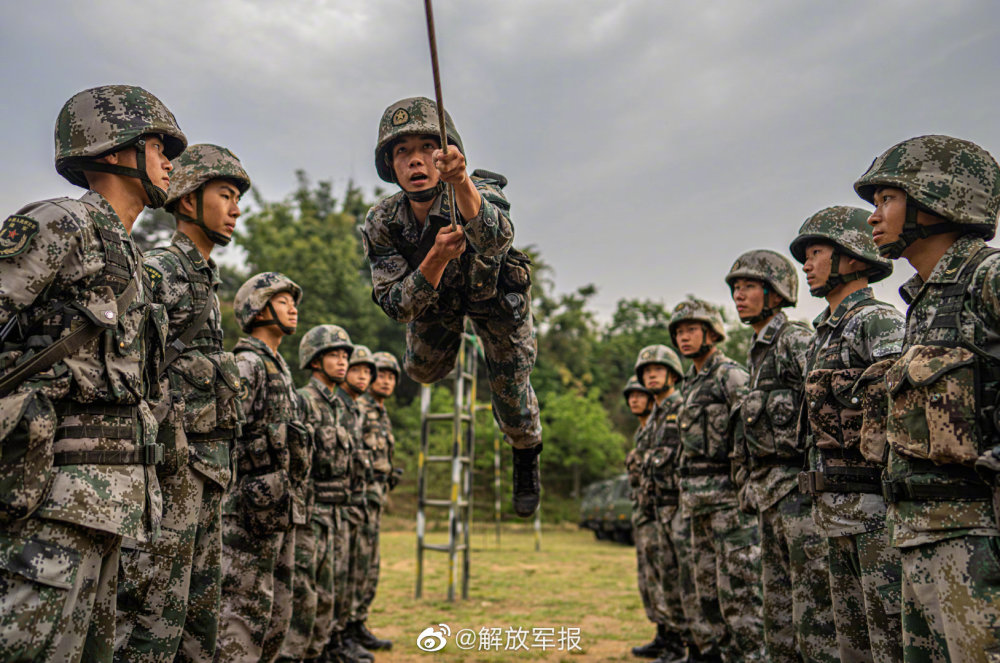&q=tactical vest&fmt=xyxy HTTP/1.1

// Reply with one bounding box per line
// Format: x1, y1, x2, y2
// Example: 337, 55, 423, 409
678, 357, 740, 469
644, 396, 682, 505
882, 246, 1000, 502
742, 320, 808, 462
1, 199, 161, 467
304, 382, 352, 505
232, 341, 296, 477
800, 299, 884, 495
158, 243, 224, 351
